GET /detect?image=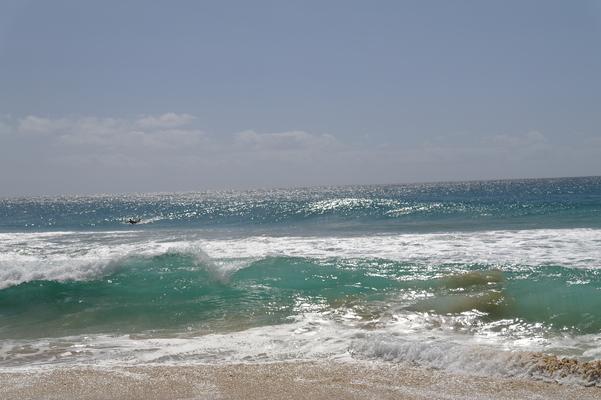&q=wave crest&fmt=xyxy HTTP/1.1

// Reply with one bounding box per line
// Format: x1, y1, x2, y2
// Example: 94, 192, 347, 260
0, 241, 233, 289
